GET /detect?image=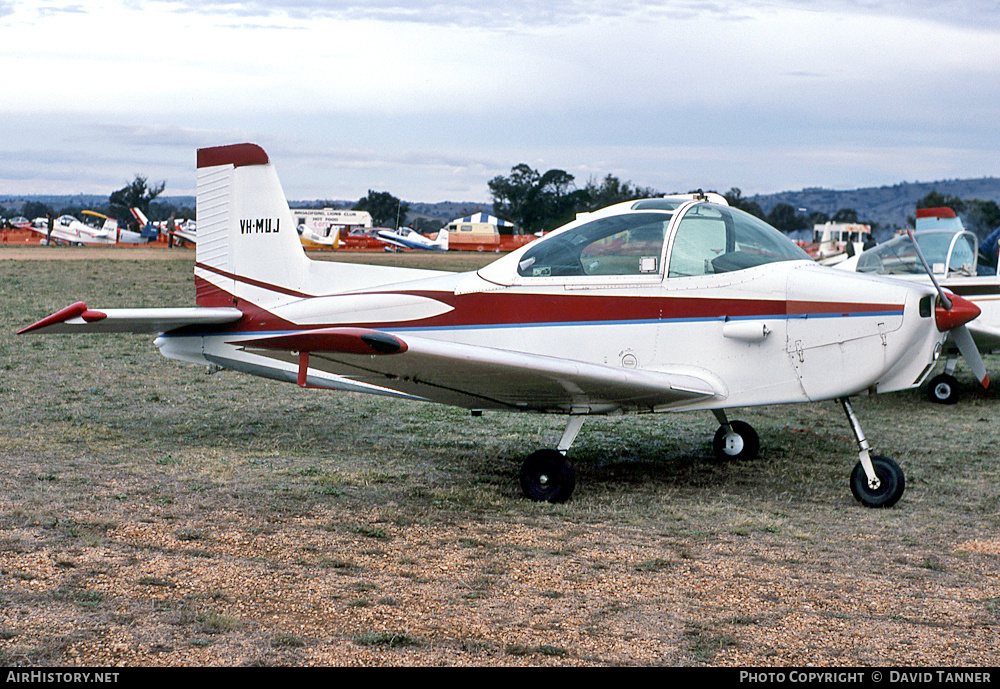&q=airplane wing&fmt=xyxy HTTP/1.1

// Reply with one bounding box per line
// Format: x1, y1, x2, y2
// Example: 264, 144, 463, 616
376, 233, 415, 249
233, 327, 725, 413
18, 302, 244, 335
